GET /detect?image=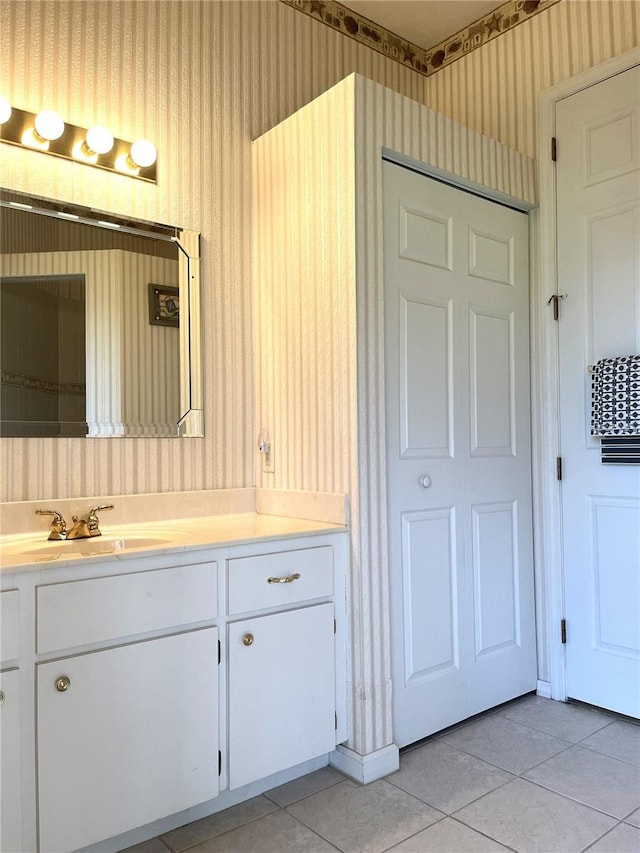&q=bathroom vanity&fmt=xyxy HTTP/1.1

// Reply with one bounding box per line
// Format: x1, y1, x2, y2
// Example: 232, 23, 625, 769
0, 515, 348, 853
